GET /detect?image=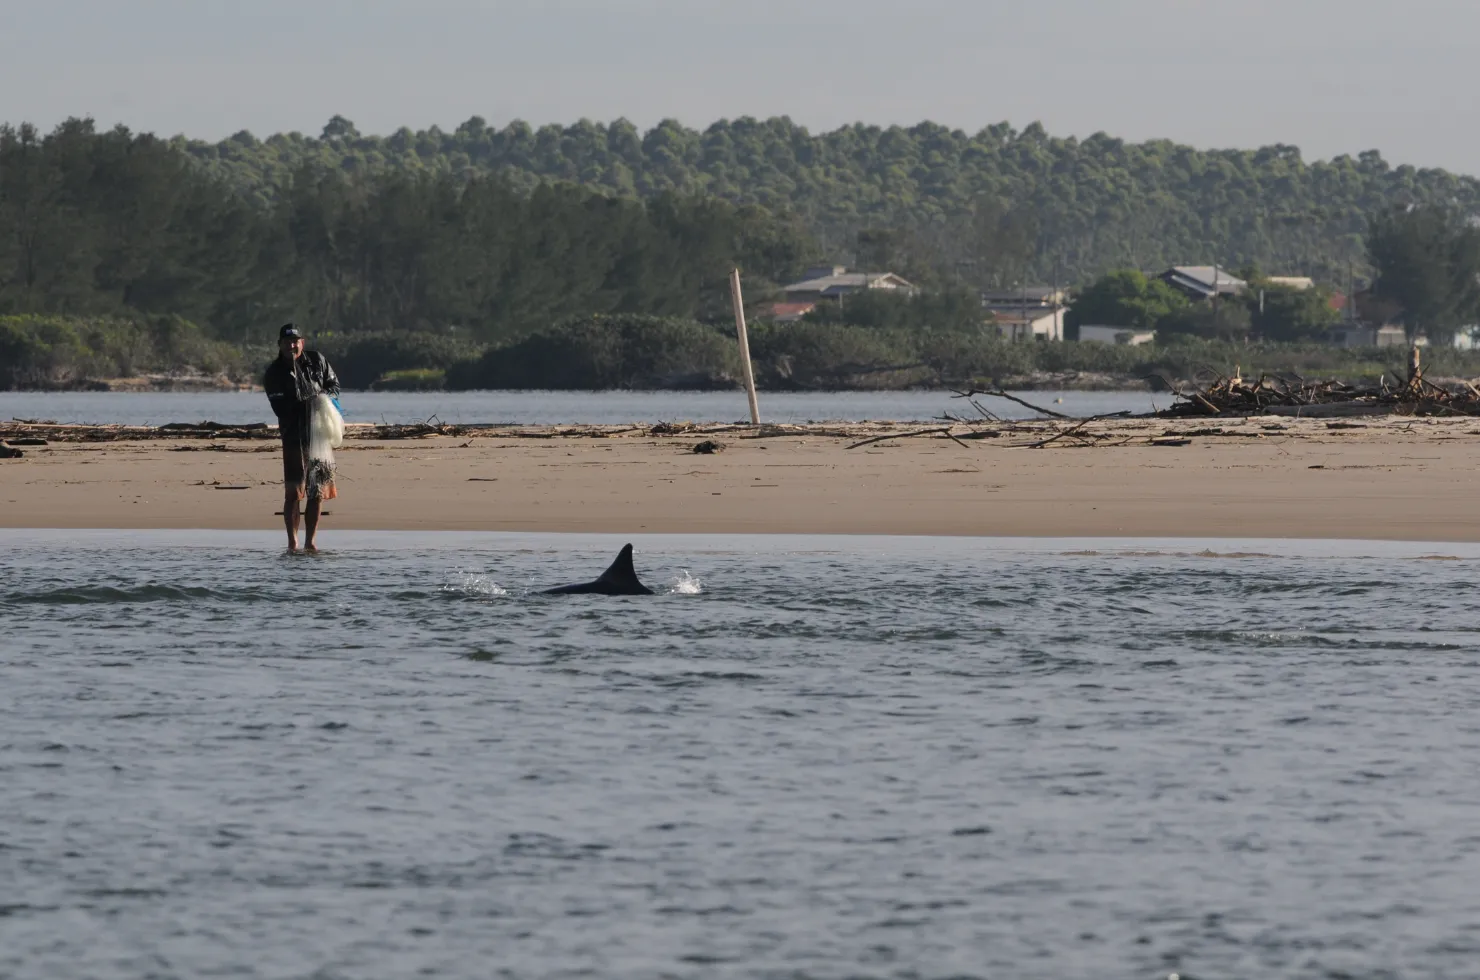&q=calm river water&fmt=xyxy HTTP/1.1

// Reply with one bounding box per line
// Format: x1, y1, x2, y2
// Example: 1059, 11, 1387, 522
4, 532, 1479, 979
0, 389, 1169, 426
